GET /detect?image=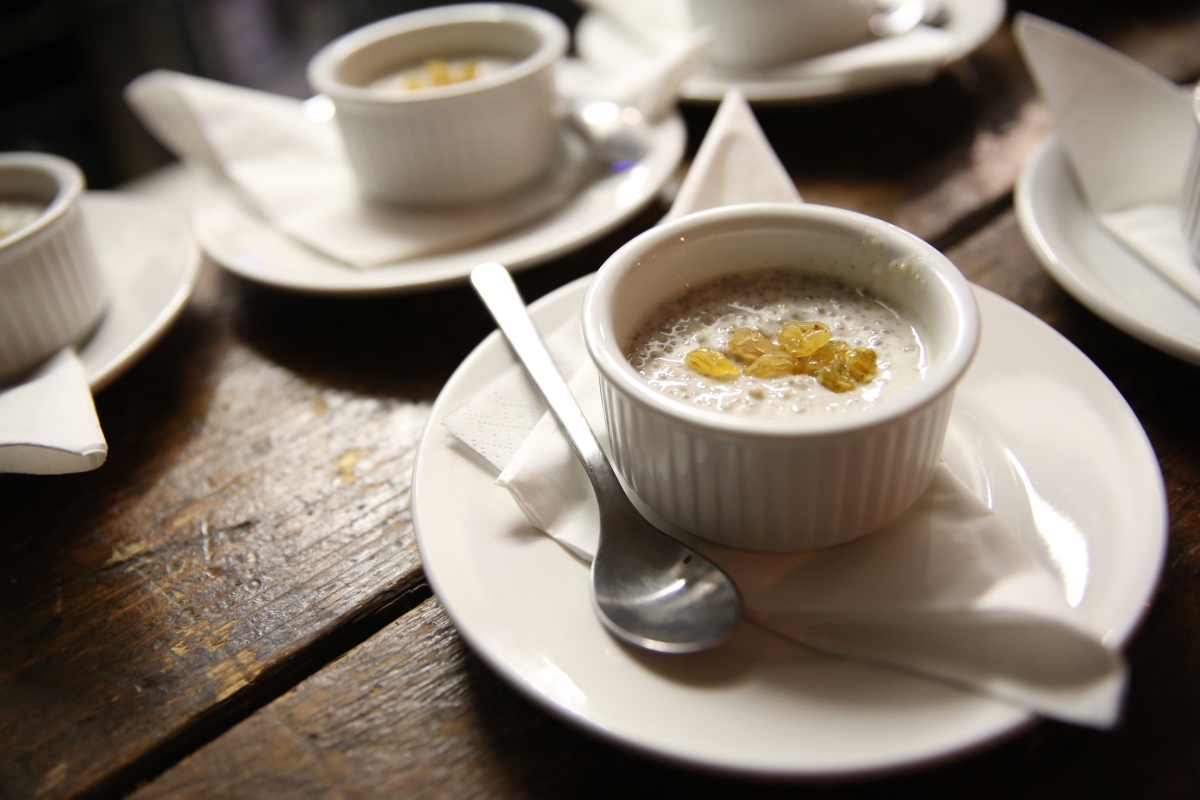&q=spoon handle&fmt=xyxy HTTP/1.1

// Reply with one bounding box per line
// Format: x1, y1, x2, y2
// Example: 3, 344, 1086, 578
469, 263, 622, 496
